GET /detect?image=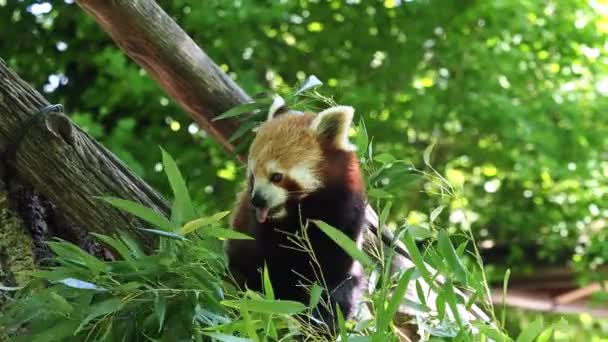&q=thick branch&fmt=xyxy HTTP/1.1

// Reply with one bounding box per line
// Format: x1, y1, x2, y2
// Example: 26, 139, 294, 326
77, 0, 250, 152
0, 59, 168, 249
